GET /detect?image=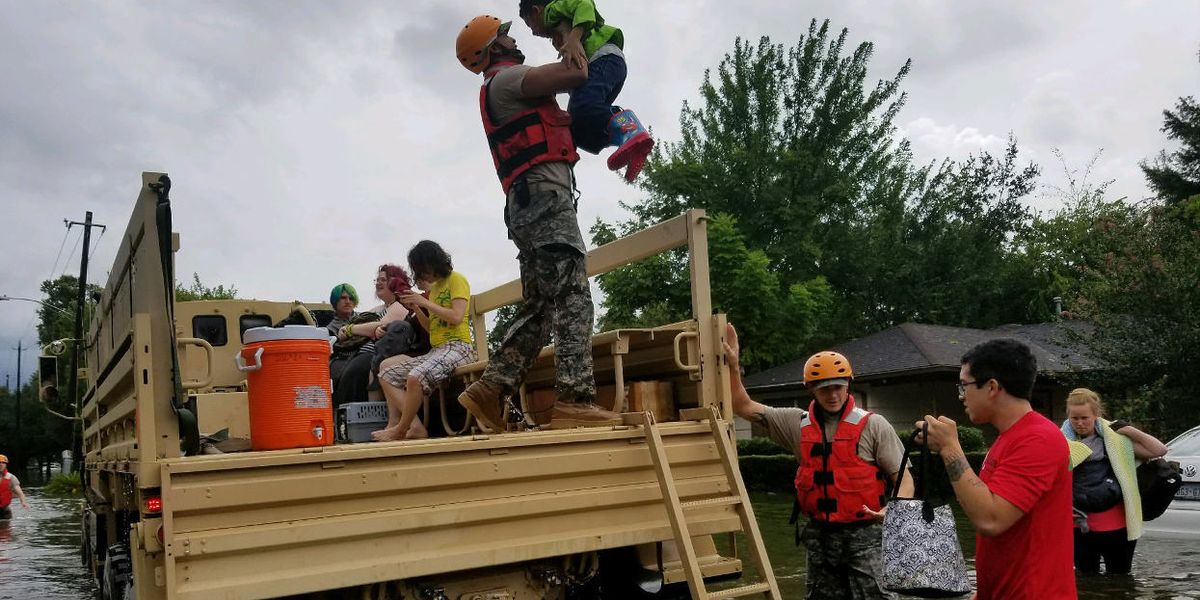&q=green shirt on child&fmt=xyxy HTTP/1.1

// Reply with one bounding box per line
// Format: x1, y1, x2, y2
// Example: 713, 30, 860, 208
543, 0, 623, 58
